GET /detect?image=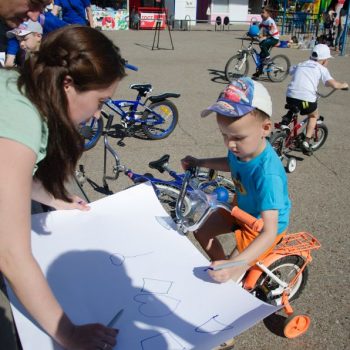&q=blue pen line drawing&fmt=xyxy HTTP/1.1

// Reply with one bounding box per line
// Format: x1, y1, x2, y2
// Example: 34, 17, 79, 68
195, 315, 234, 334
141, 331, 187, 350
140, 278, 174, 294
109, 251, 153, 266
133, 293, 181, 318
